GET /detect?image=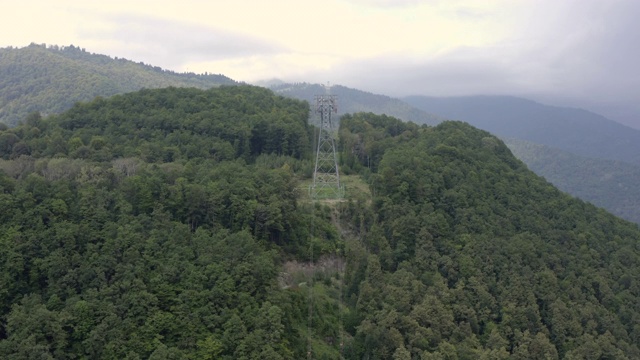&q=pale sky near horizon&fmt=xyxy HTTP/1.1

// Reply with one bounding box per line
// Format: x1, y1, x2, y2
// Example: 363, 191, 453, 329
3, 0, 640, 126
